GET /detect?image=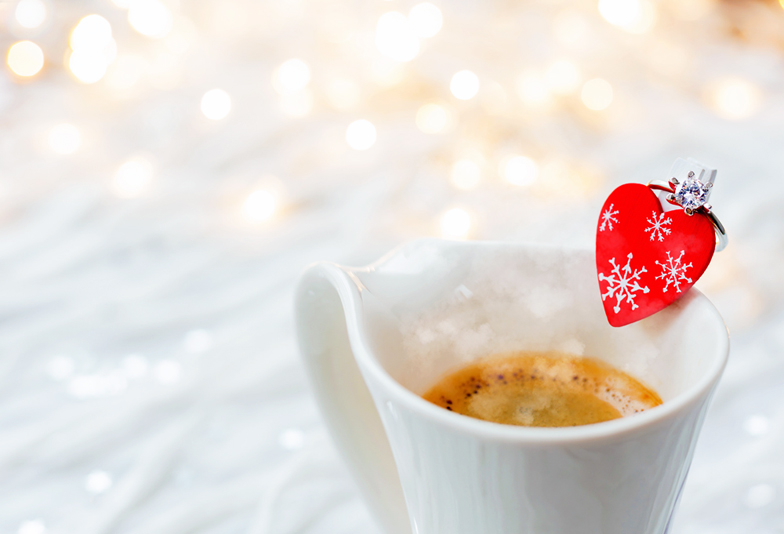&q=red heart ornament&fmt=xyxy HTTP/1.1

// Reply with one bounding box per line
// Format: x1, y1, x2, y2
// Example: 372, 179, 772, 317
596, 183, 715, 327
